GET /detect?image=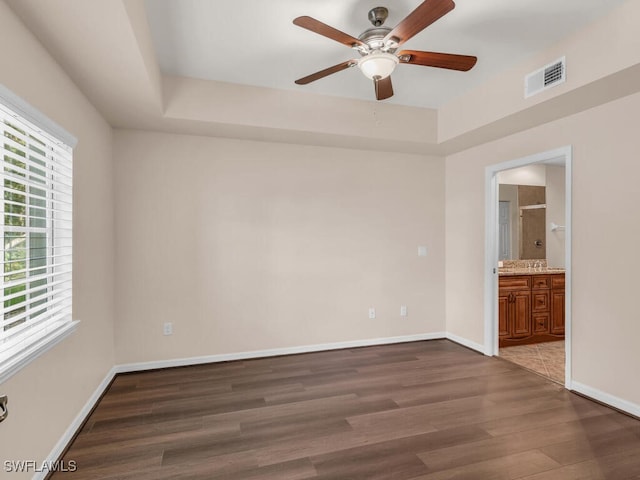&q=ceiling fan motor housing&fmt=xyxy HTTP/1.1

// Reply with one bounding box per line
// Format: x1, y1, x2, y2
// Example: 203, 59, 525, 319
358, 26, 395, 54
368, 6, 389, 27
